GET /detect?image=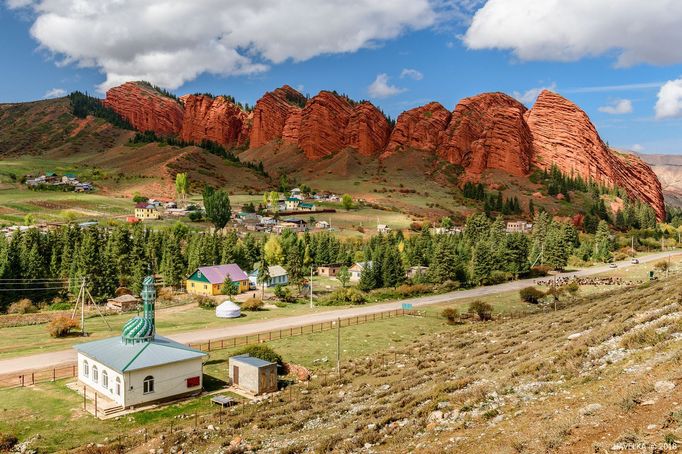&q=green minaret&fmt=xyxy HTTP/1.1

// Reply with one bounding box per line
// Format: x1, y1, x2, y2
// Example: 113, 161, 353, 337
121, 275, 156, 344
